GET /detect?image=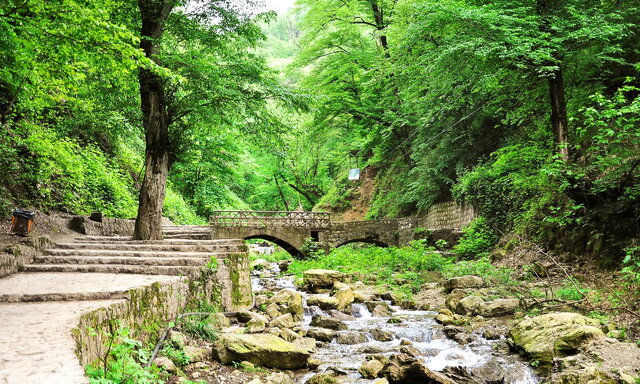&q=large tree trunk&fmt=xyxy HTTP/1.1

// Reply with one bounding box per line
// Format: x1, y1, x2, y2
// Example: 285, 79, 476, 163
133, 0, 175, 240
537, 0, 569, 161
548, 67, 569, 161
